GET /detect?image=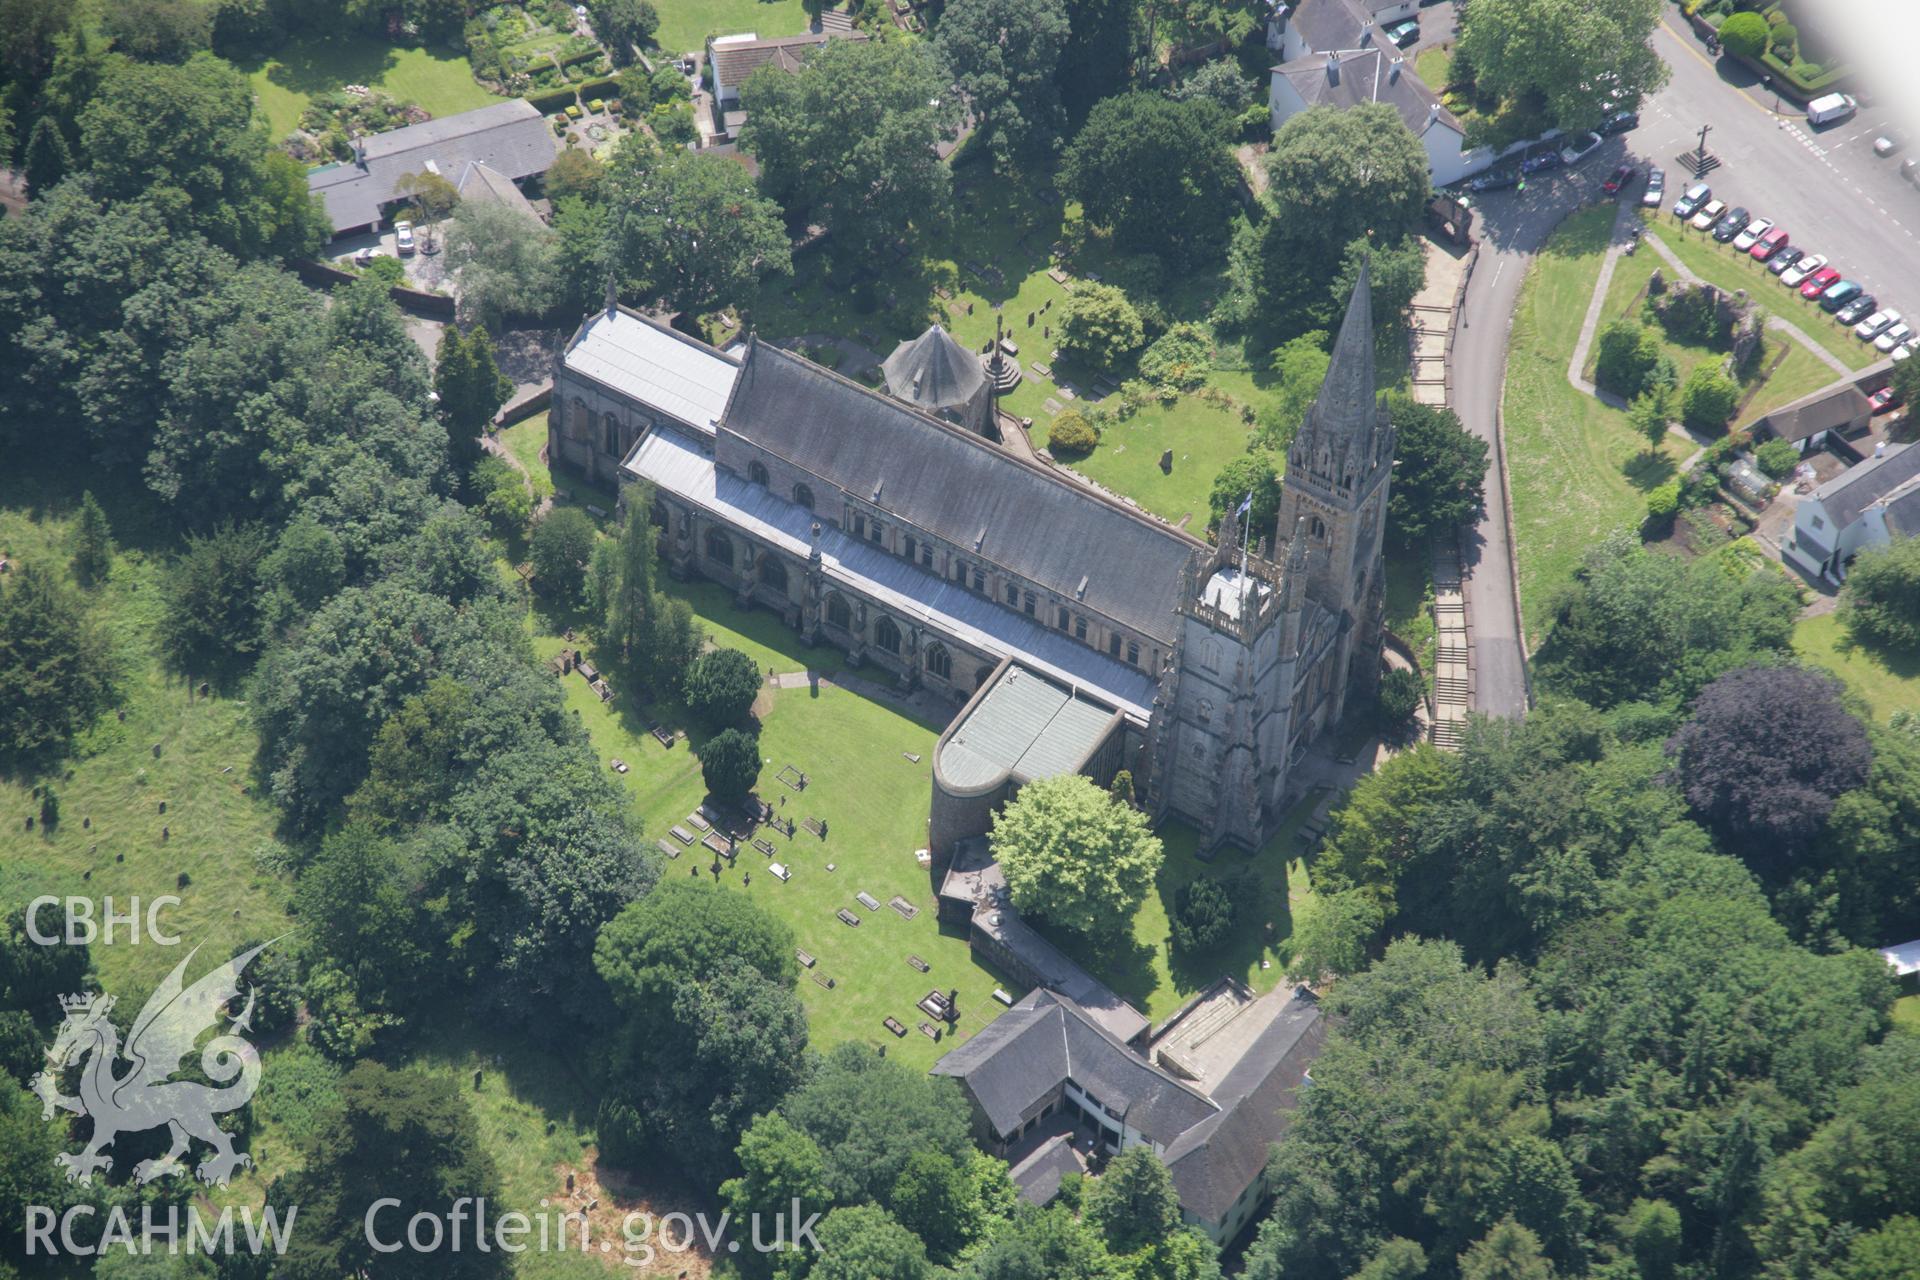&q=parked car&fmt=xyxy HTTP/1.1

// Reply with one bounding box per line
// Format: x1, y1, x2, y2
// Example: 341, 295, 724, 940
1875, 321, 1913, 353
394, 220, 415, 256
1643, 167, 1665, 207
1601, 108, 1640, 135
1712, 207, 1750, 242
1560, 131, 1604, 165
1903, 157, 1920, 185
1385, 17, 1420, 46
1854, 309, 1899, 340
1522, 150, 1564, 174
1603, 164, 1637, 196
1750, 227, 1790, 260
1783, 254, 1829, 287
1731, 217, 1773, 251
1819, 281, 1864, 312
1467, 168, 1519, 192
1834, 294, 1877, 325
1690, 198, 1728, 231
1875, 132, 1905, 156
1798, 266, 1842, 298
1893, 342, 1916, 363
1674, 182, 1712, 219
1806, 92, 1858, 126
351, 246, 386, 267
1870, 386, 1901, 413
1768, 245, 1806, 275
